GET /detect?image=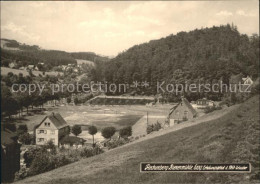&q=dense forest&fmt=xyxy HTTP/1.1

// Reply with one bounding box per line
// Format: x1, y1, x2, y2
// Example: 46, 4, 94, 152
1, 49, 77, 69
90, 24, 259, 100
